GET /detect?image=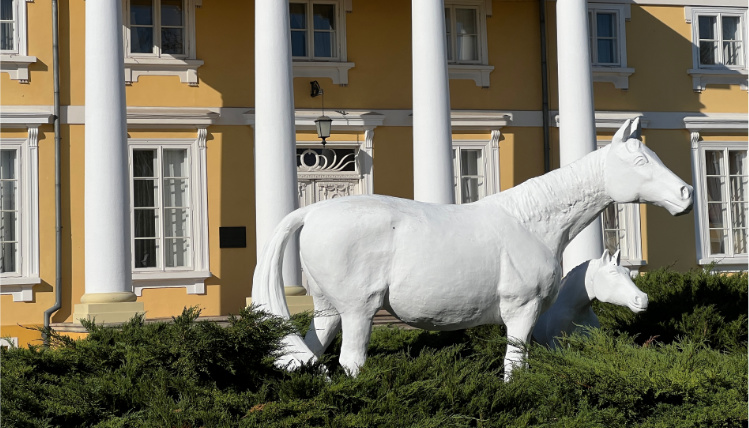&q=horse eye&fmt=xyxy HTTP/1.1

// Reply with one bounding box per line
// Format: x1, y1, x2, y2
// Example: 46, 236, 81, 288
634, 156, 648, 166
